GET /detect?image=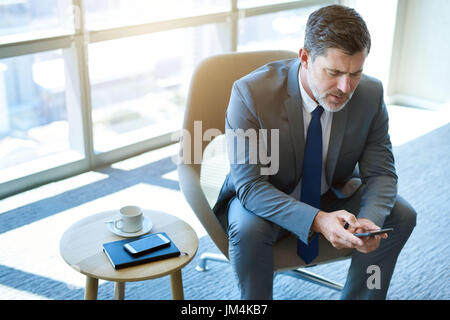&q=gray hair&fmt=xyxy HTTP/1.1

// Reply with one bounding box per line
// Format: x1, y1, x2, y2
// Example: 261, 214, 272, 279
304, 5, 371, 61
